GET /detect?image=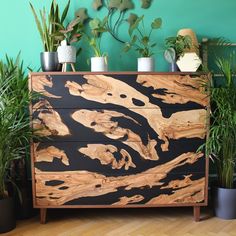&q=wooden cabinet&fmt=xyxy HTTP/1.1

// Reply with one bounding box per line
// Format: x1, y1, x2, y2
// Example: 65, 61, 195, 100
29, 72, 209, 223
